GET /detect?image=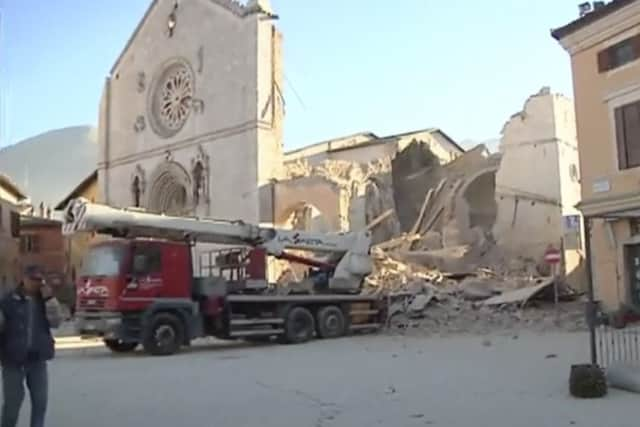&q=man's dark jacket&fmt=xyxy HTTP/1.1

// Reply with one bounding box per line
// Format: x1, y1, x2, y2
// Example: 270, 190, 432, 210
0, 286, 56, 366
